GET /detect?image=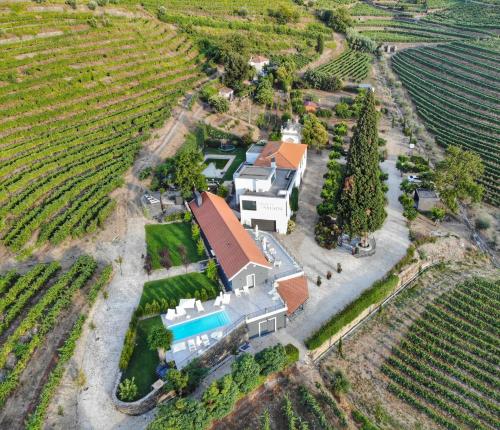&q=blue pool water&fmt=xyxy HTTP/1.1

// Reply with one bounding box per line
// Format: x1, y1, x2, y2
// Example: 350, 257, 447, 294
169, 310, 230, 341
